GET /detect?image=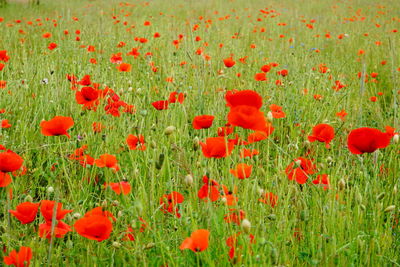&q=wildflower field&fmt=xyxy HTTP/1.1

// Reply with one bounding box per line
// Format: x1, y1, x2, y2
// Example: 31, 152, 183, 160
0, 0, 399, 266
